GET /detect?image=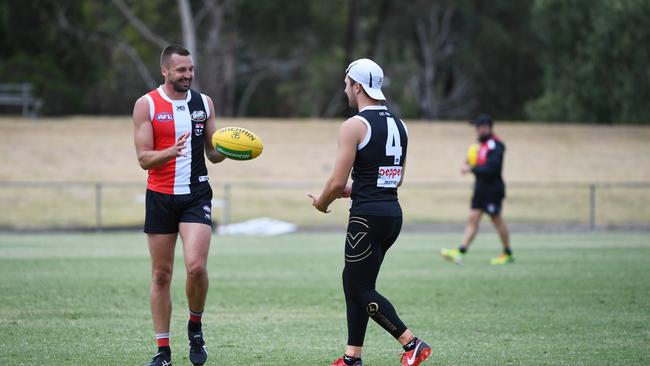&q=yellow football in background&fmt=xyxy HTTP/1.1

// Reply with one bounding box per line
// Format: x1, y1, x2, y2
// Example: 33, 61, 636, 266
466, 143, 479, 167
212, 127, 263, 161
